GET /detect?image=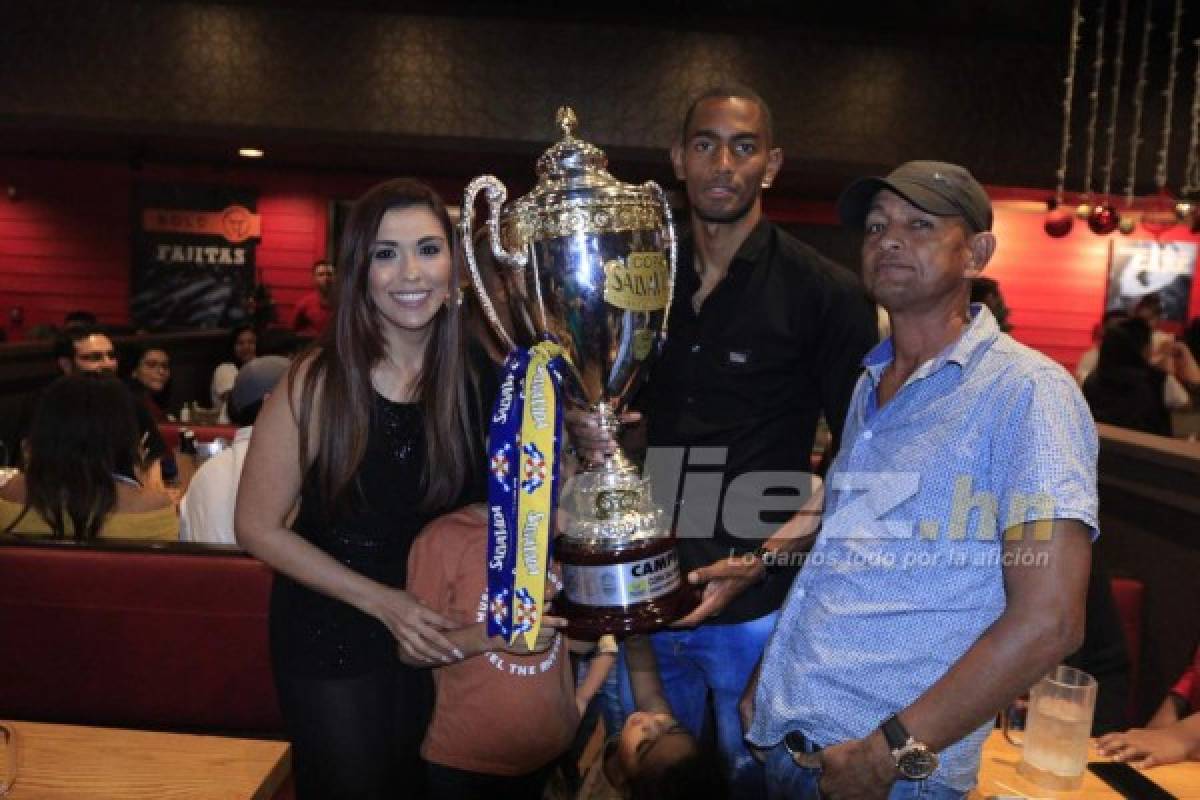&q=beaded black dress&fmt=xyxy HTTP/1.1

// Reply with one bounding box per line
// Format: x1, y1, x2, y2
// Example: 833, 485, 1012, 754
269, 373, 492, 799
269, 392, 469, 678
